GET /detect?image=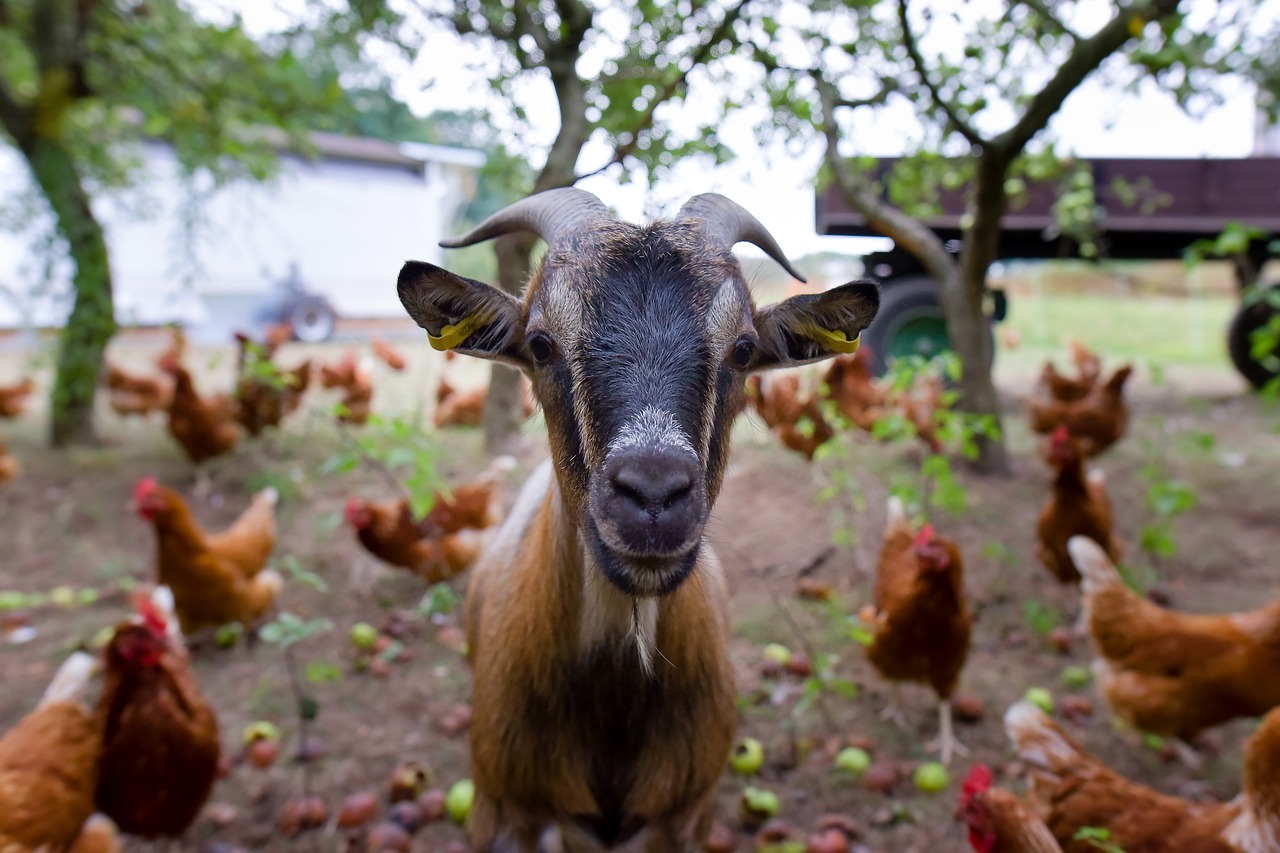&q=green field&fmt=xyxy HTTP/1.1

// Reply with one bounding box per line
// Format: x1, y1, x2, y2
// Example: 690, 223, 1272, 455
1001, 293, 1237, 368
